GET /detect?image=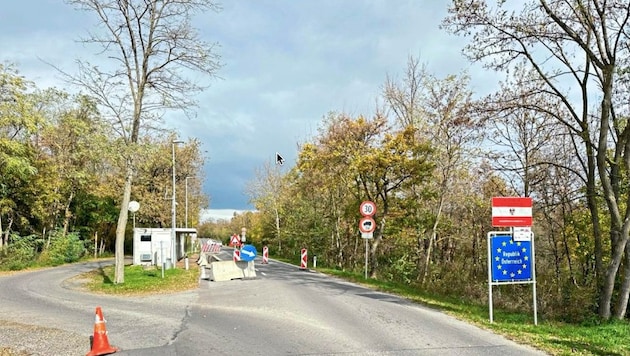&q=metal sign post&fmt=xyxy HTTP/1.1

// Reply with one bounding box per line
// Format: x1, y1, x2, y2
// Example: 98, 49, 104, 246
365, 239, 369, 279
359, 201, 376, 279
160, 241, 165, 279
